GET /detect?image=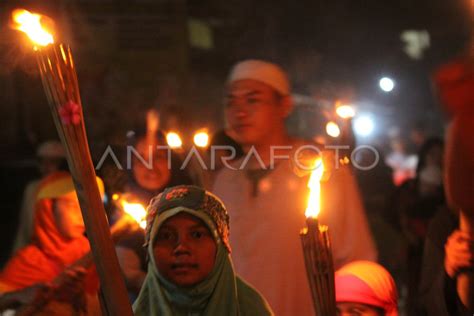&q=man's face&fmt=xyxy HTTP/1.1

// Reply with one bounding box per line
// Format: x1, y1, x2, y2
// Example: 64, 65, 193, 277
39, 157, 63, 176
225, 79, 288, 147
153, 213, 217, 287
